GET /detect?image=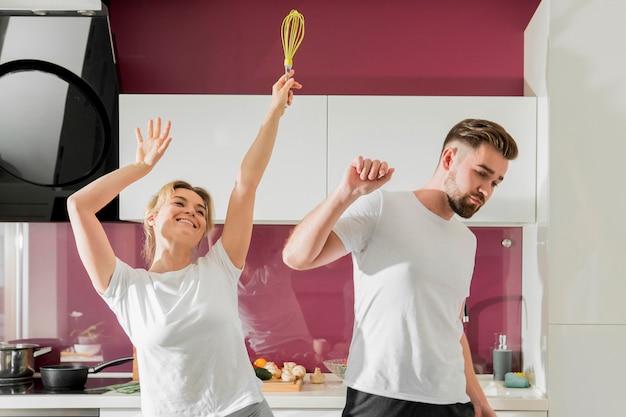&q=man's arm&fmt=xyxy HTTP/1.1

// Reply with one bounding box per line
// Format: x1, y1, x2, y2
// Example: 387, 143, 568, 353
461, 304, 497, 417
283, 156, 394, 270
